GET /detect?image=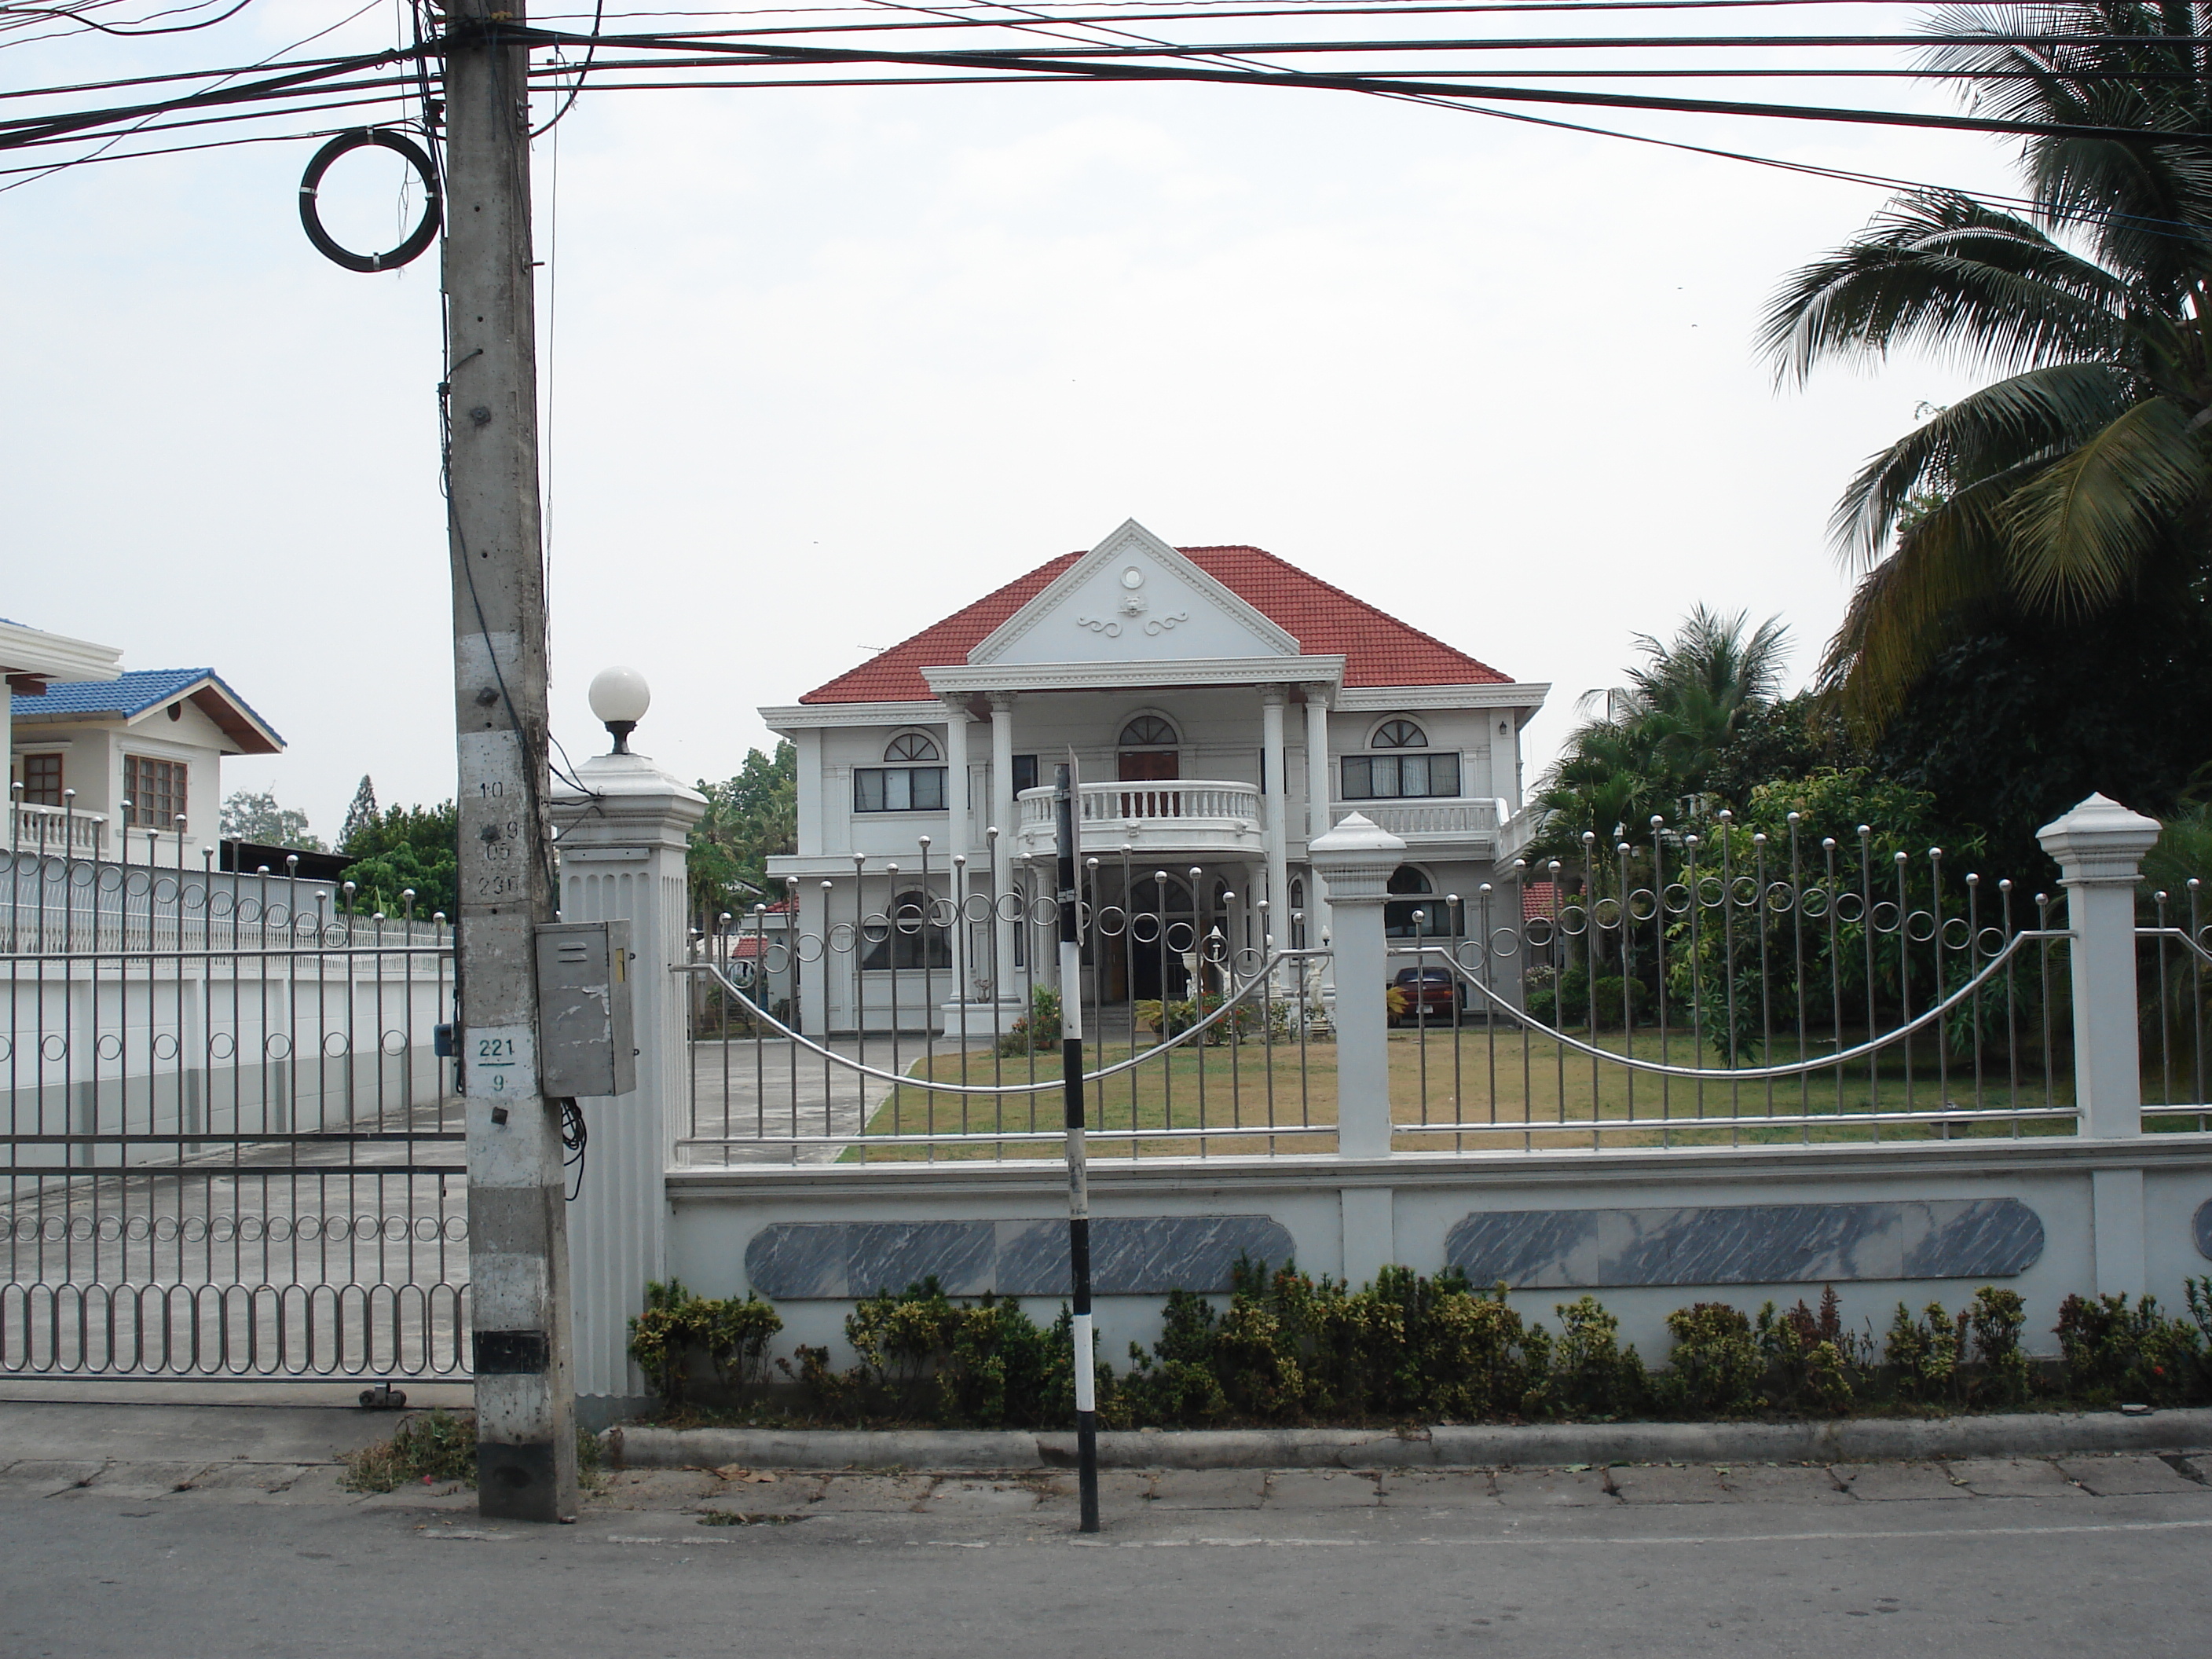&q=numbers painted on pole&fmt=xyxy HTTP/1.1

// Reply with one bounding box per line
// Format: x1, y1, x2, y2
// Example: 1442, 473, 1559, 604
464, 1025, 537, 1099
